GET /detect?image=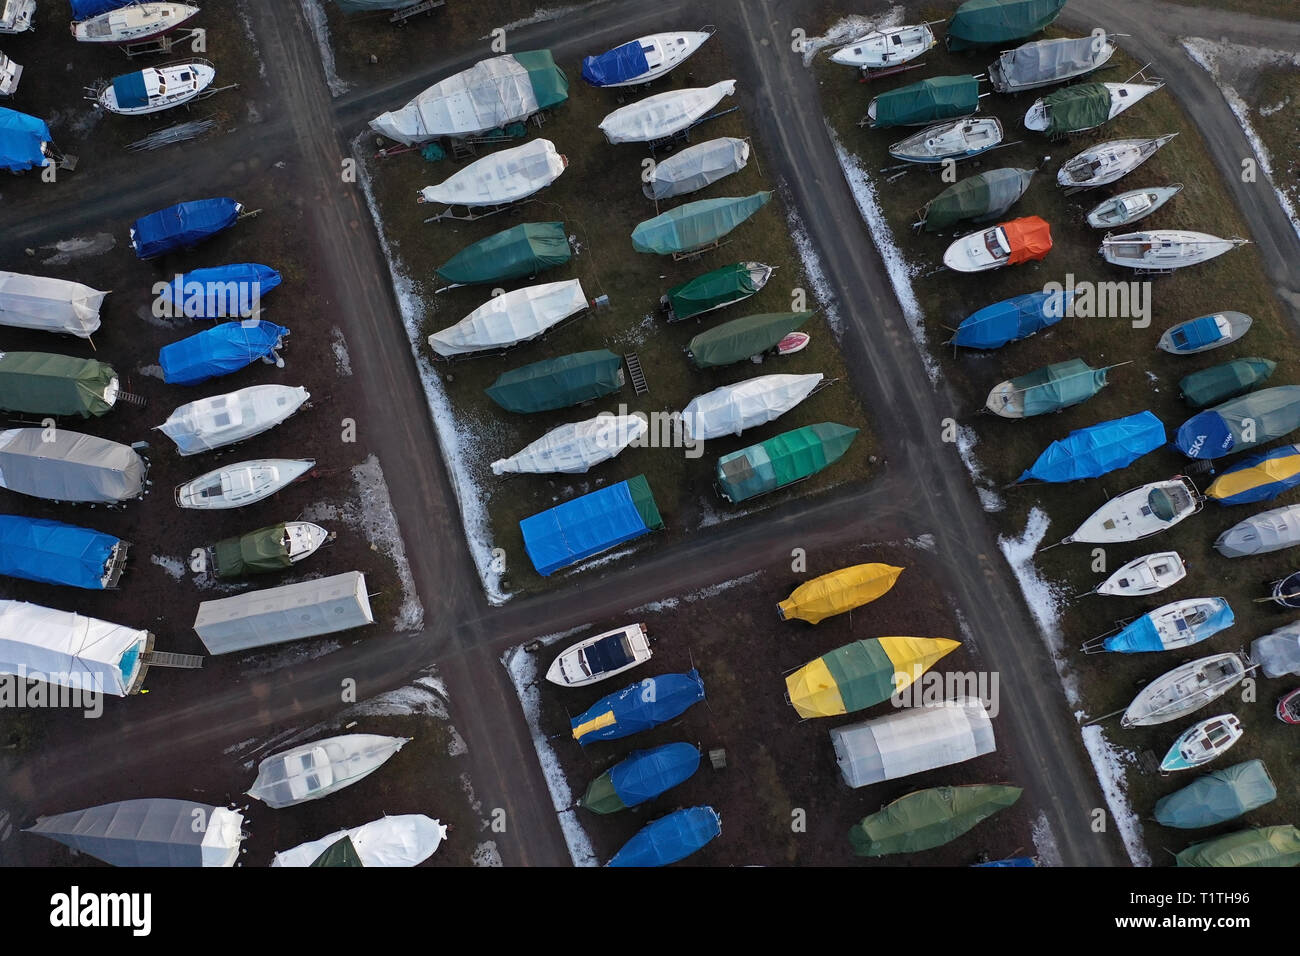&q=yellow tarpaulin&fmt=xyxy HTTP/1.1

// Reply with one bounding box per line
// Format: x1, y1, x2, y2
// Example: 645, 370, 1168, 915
777, 564, 904, 624
1207, 449, 1300, 501
572, 709, 616, 741
785, 636, 961, 718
